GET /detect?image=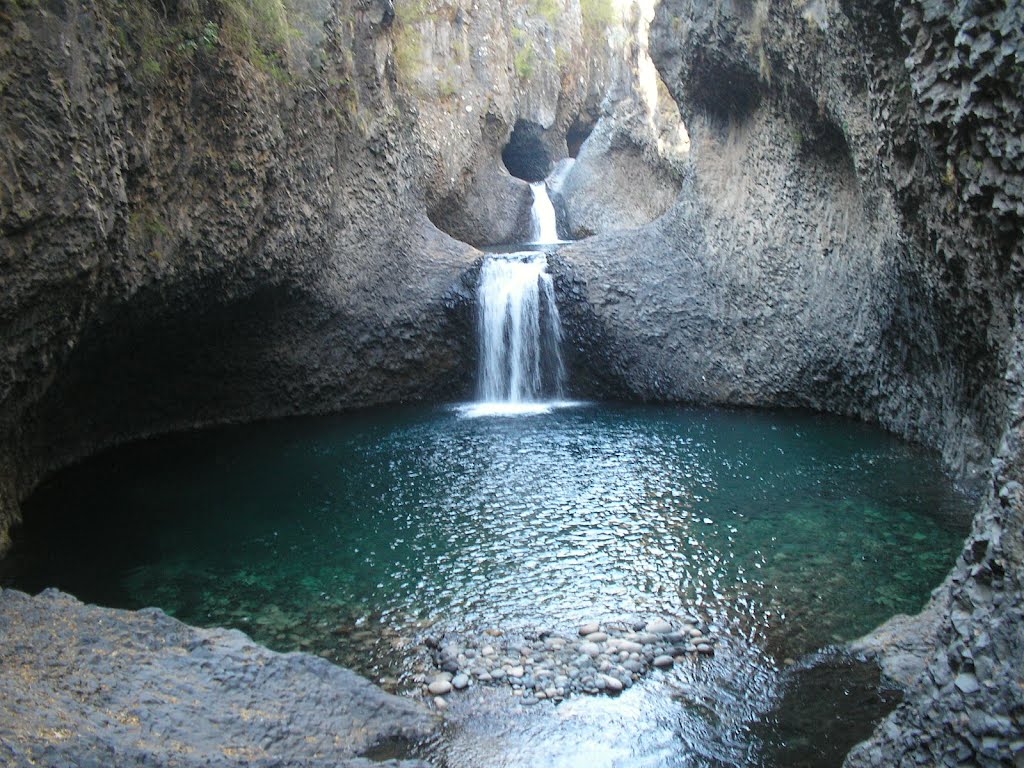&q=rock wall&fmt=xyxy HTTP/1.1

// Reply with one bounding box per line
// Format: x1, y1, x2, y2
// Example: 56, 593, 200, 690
407, 0, 612, 244
554, 0, 1023, 762
556, 0, 689, 238
0, 0, 613, 550
559, 0, 1022, 476
0, 587, 435, 767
